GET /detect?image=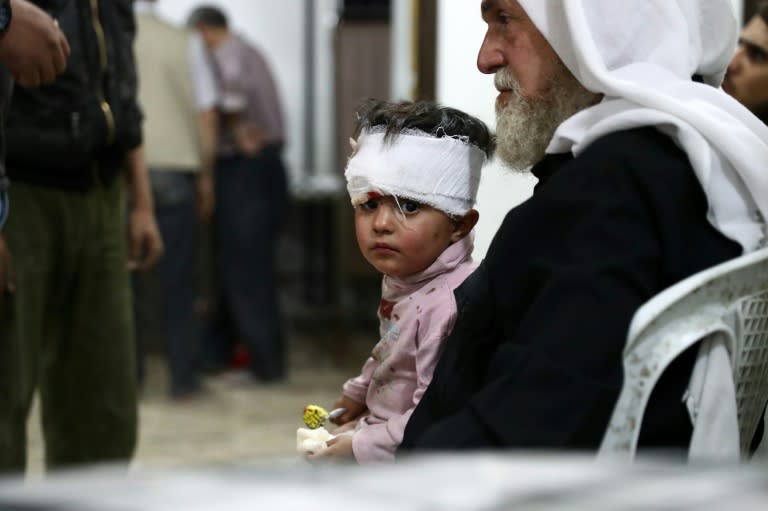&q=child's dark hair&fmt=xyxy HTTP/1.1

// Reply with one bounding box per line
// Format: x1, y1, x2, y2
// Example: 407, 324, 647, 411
353, 98, 496, 159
